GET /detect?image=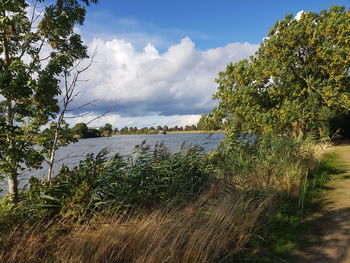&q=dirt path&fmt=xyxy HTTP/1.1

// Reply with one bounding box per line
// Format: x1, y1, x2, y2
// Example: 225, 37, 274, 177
290, 144, 350, 263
